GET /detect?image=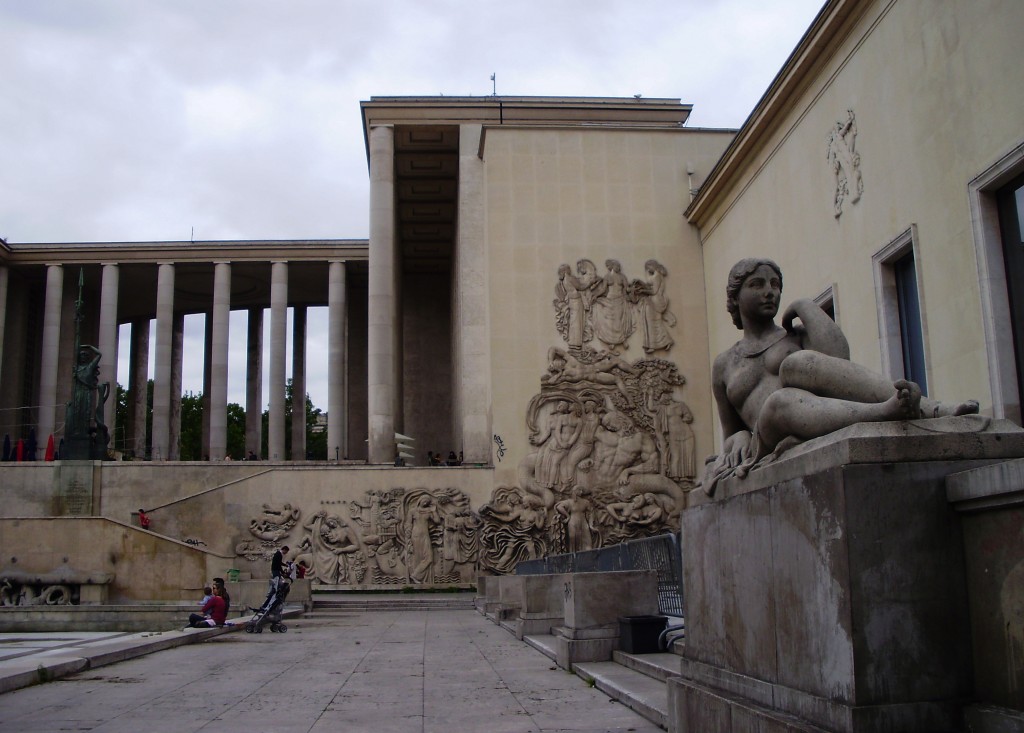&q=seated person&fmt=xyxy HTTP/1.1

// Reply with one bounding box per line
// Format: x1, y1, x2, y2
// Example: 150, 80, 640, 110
705, 258, 977, 495
188, 585, 227, 627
